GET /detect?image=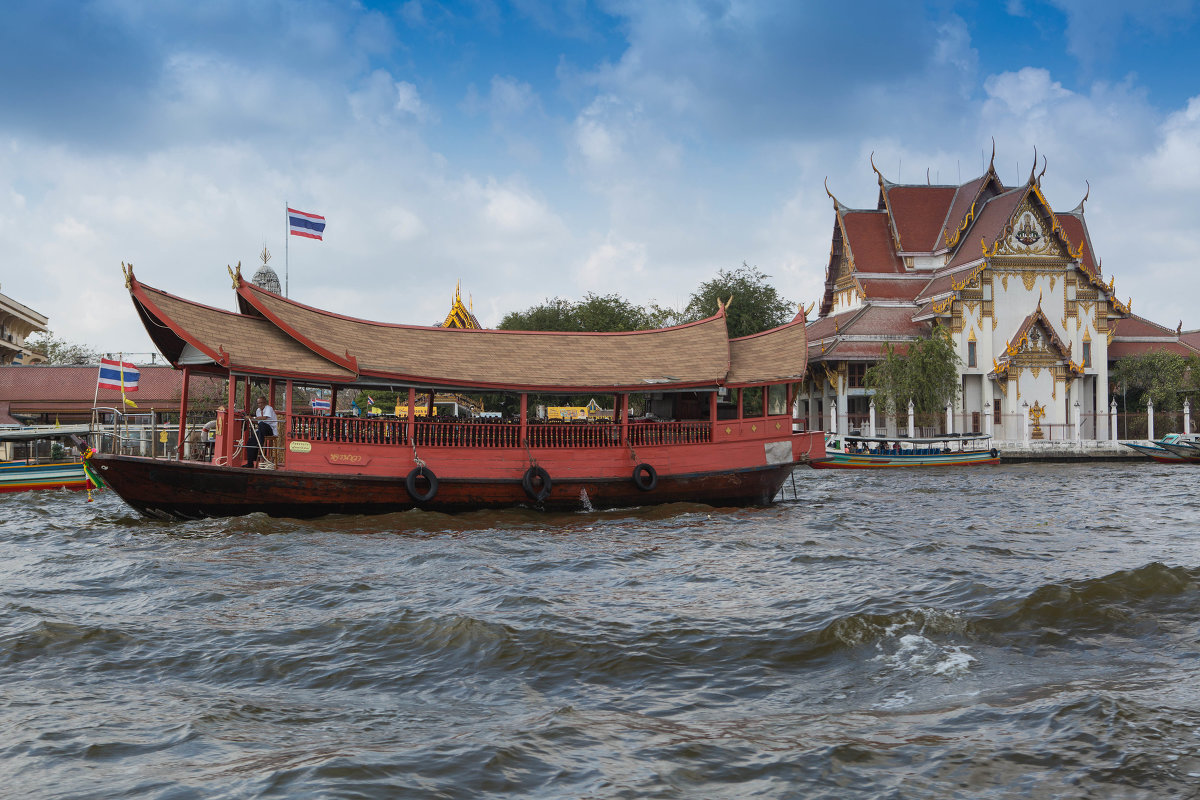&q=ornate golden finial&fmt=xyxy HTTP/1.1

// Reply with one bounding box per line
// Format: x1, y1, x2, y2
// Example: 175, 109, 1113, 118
1037, 154, 1047, 185
228, 261, 243, 289
121, 261, 133, 289
981, 236, 988, 257
259, 246, 271, 266
1028, 146, 1038, 184
803, 301, 815, 318
725, 294, 733, 312
989, 137, 996, 172
824, 176, 836, 206
1081, 180, 1090, 207
870, 151, 885, 187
